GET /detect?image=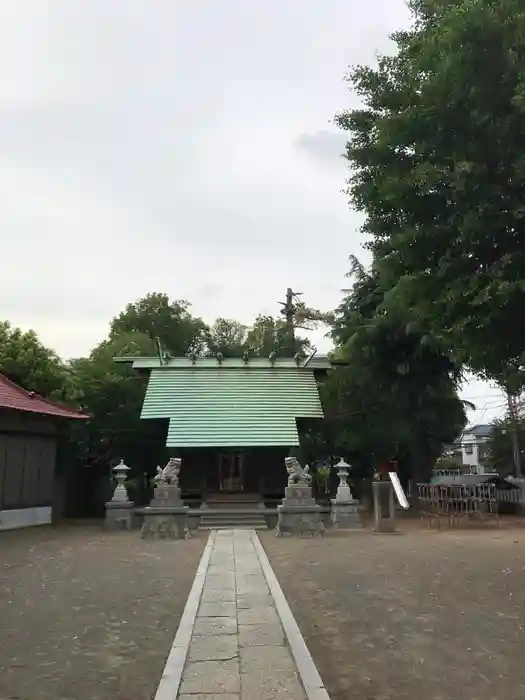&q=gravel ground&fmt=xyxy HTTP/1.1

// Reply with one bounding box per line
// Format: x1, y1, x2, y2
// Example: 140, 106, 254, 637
261, 526, 525, 700
0, 524, 206, 700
